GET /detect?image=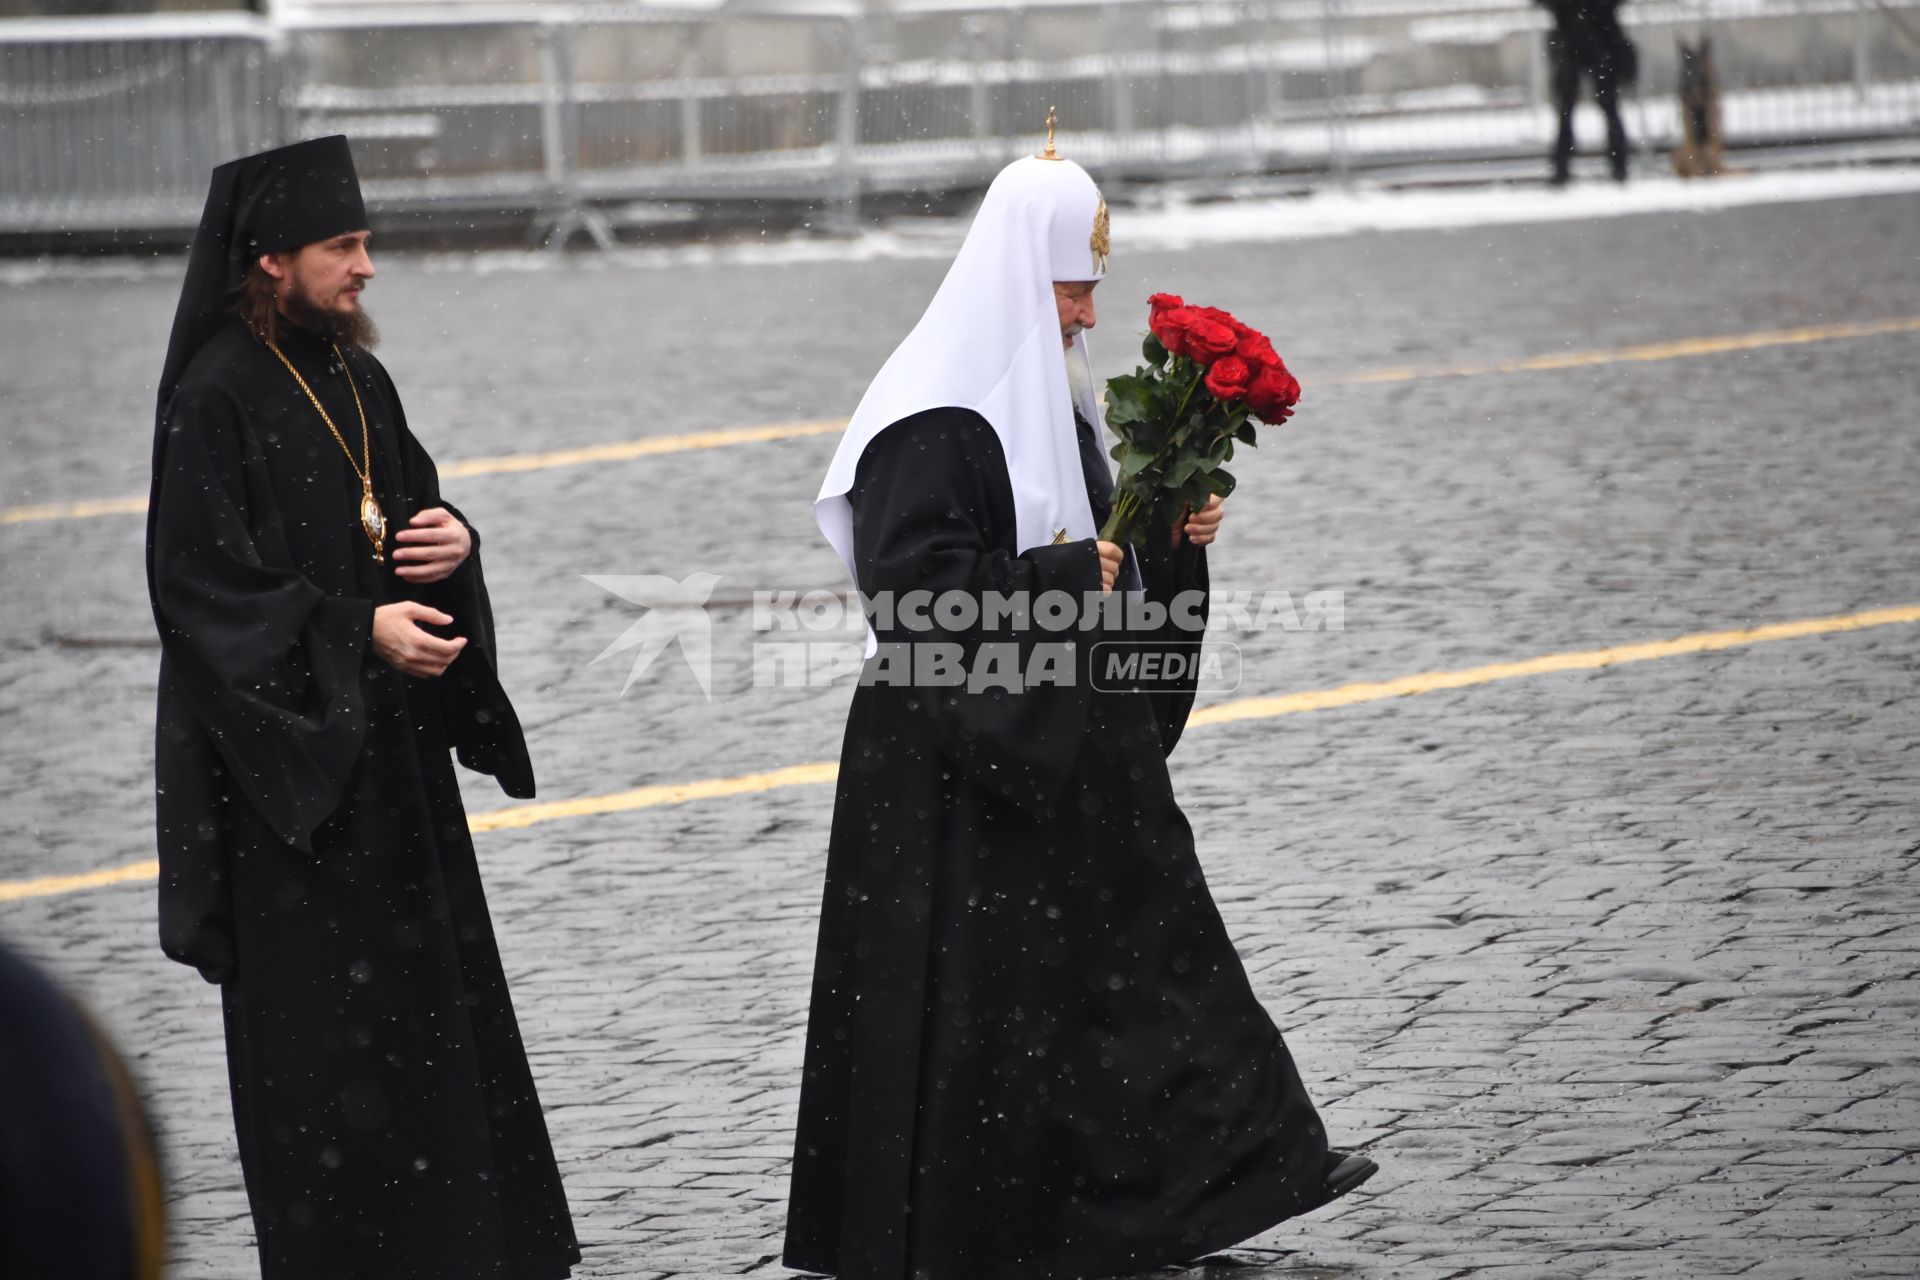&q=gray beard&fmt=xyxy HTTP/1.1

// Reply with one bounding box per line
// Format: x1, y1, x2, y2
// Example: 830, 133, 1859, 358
1065, 342, 1094, 423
